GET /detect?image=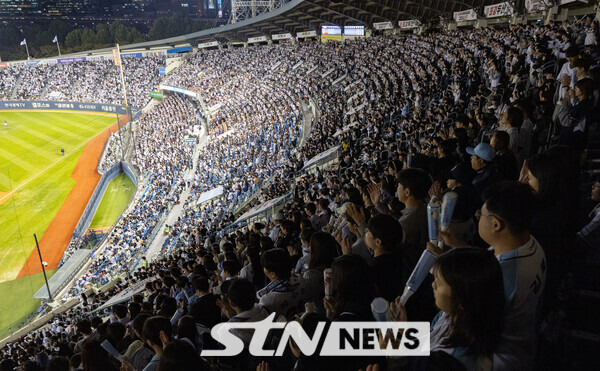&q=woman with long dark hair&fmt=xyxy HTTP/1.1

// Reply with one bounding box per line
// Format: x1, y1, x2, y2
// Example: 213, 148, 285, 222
323, 254, 375, 321
322, 255, 380, 370
391, 248, 505, 370
303, 232, 339, 315
176, 315, 200, 353
239, 246, 266, 290
156, 340, 211, 371
523, 145, 580, 316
